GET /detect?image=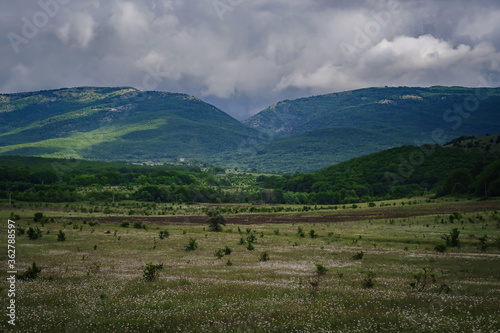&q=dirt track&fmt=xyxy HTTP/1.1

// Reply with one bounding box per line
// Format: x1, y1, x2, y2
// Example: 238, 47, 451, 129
63, 201, 500, 225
